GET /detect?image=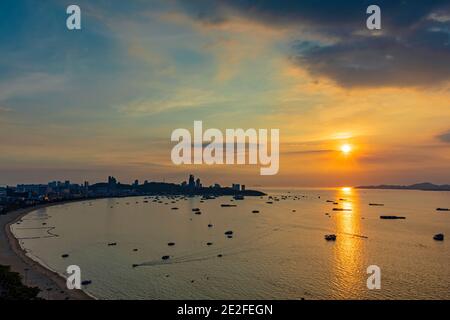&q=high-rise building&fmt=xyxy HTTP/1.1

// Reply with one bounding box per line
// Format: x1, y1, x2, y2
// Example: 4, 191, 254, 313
108, 176, 117, 186
188, 174, 195, 188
